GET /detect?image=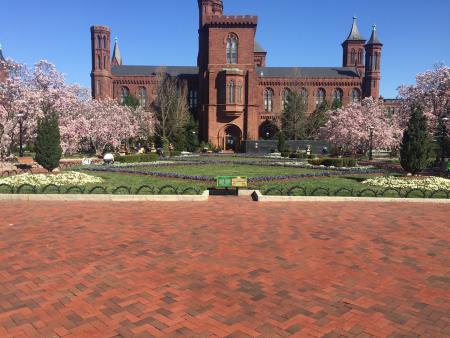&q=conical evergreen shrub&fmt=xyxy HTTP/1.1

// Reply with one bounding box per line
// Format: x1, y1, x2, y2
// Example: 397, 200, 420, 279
35, 112, 62, 172
400, 106, 431, 175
